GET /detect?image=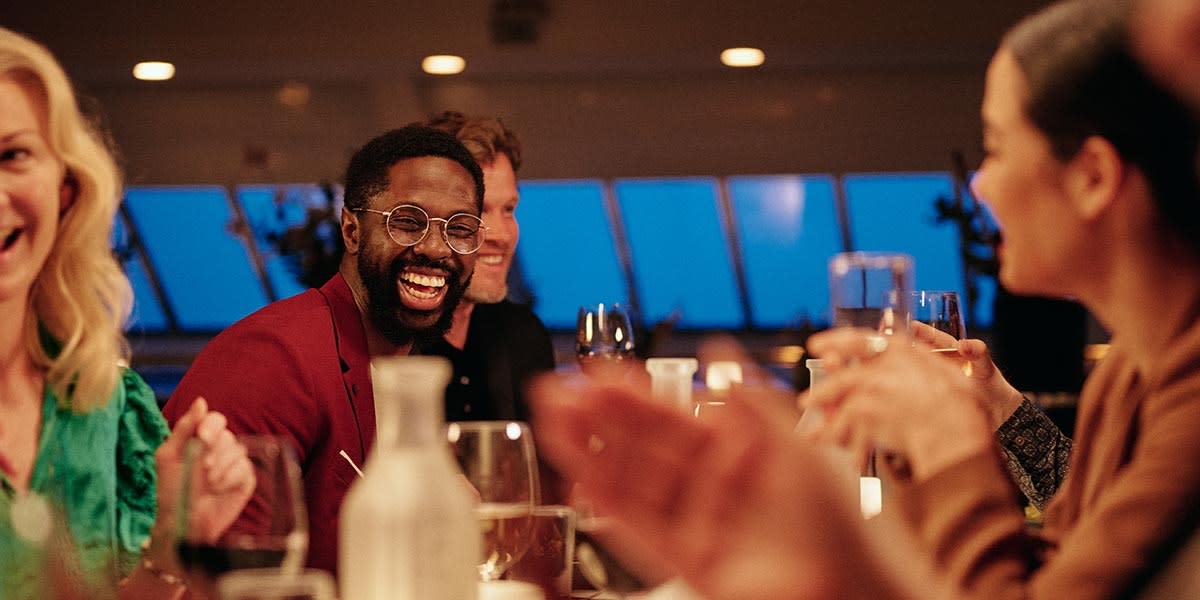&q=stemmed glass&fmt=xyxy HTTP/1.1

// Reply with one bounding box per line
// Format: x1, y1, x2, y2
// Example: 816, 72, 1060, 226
177, 435, 308, 595
911, 290, 970, 373
576, 303, 636, 375
910, 290, 966, 338
446, 421, 541, 582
